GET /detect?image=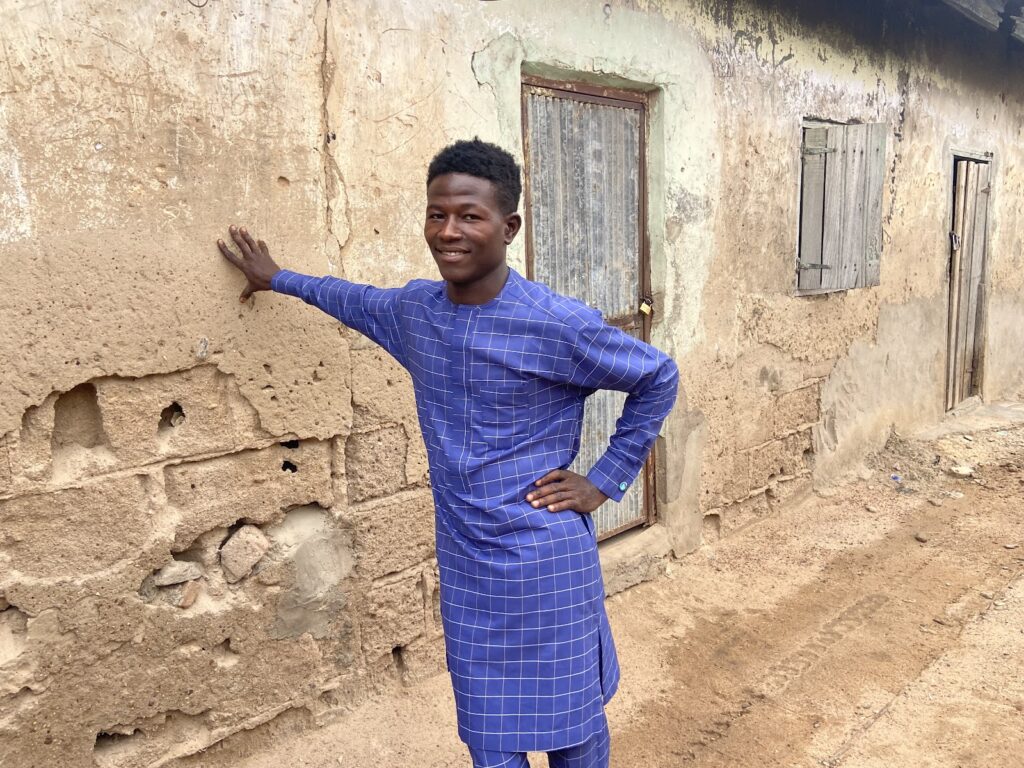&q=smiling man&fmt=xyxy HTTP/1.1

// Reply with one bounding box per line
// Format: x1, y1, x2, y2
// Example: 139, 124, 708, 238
217, 139, 678, 768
